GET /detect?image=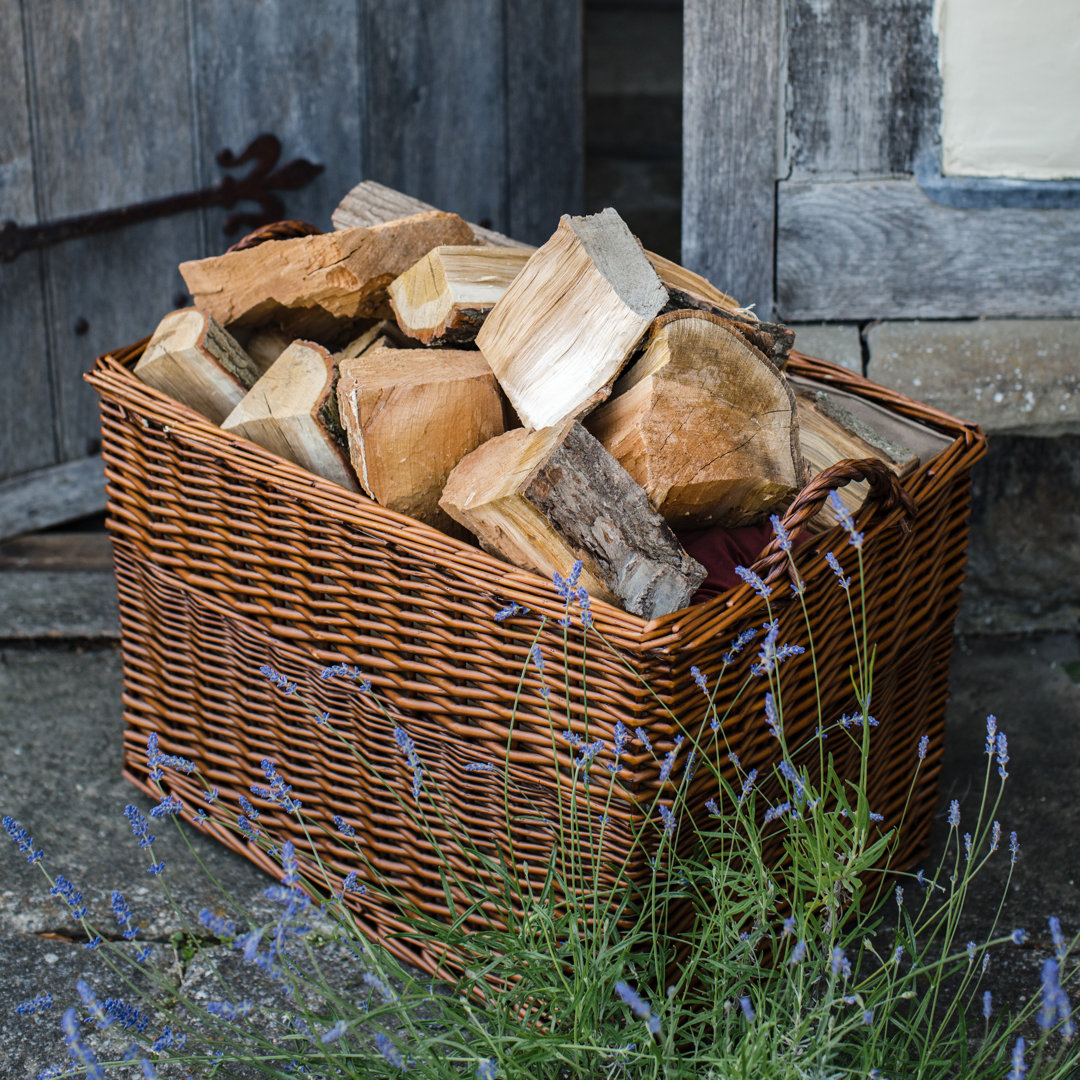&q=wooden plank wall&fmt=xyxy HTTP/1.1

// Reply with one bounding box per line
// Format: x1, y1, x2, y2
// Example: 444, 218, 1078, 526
0, 0, 583, 533
682, 0, 781, 316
